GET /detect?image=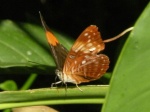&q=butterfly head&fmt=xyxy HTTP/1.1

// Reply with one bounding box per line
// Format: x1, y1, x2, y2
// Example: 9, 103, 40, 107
55, 69, 77, 84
